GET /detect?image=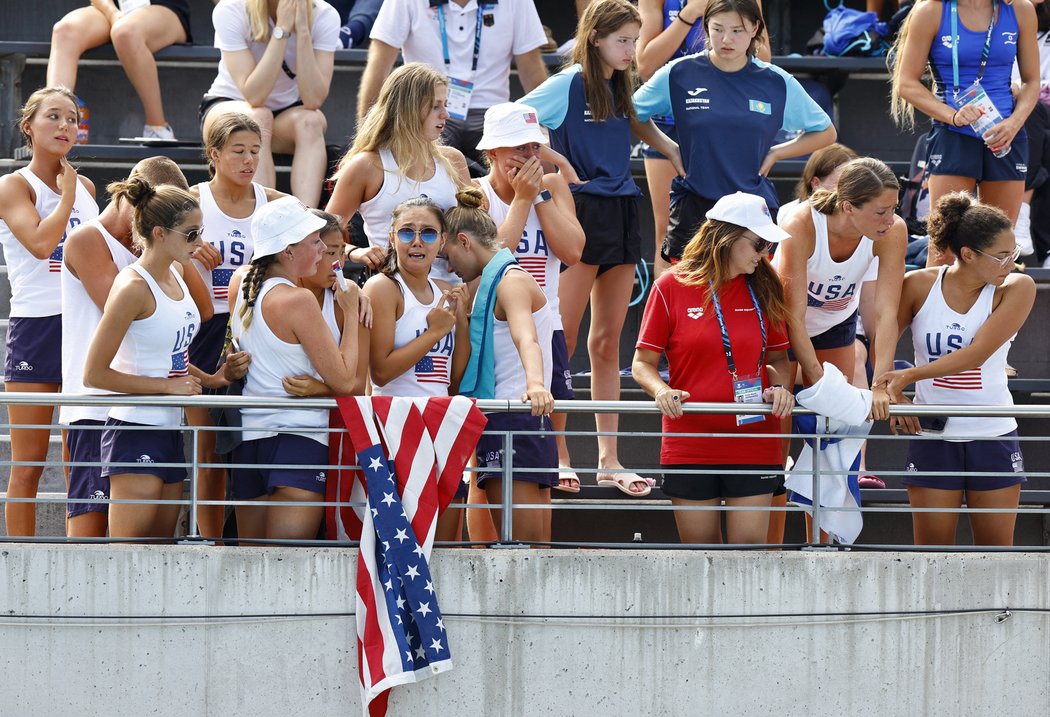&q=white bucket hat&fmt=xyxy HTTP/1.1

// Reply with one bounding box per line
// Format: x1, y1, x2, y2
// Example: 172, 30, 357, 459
250, 196, 328, 260
476, 102, 548, 151
705, 192, 790, 243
